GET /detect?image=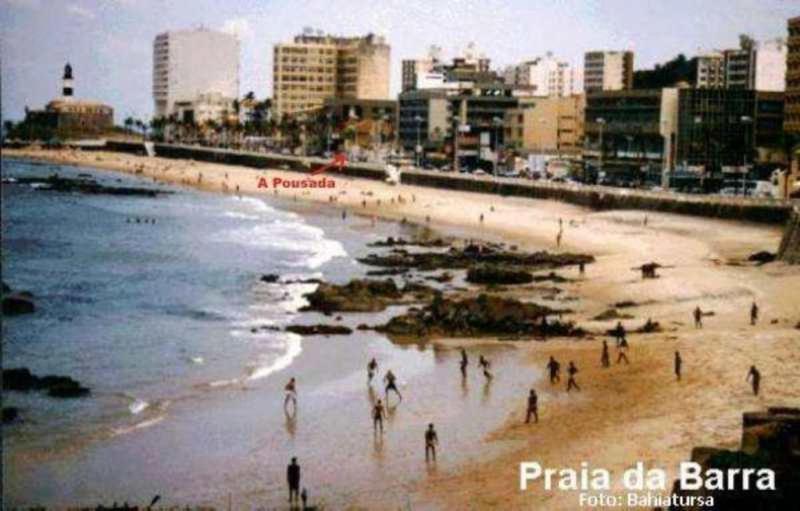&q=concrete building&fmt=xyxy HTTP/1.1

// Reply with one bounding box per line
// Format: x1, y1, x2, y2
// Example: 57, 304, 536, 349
504, 95, 585, 155
172, 92, 238, 126
583, 51, 634, 93
504, 53, 576, 97
320, 97, 396, 148
723, 36, 787, 92
24, 63, 113, 138
397, 89, 451, 155
584, 88, 678, 185
273, 32, 390, 119
401, 46, 442, 92
152, 28, 240, 119
695, 52, 725, 88
784, 17, 800, 137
